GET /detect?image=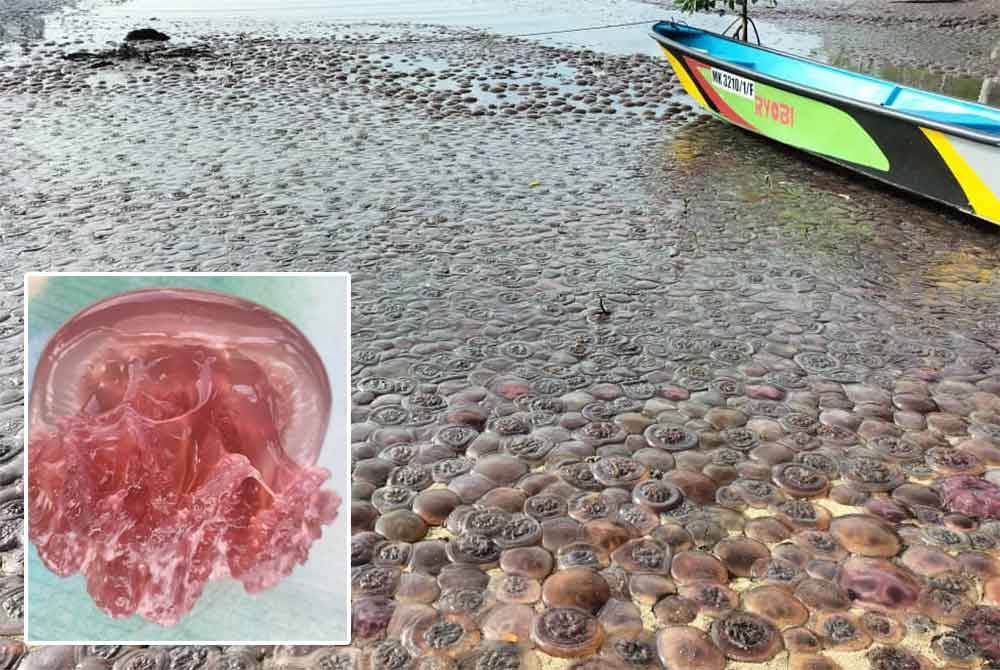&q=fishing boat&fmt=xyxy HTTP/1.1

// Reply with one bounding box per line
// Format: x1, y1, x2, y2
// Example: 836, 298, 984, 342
651, 21, 1000, 226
